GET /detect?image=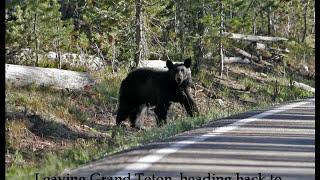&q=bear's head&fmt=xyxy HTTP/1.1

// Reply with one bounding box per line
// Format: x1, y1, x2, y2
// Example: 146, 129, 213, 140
166, 58, 192, 86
